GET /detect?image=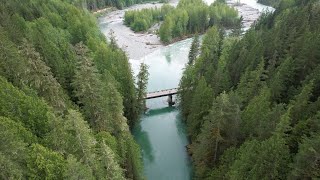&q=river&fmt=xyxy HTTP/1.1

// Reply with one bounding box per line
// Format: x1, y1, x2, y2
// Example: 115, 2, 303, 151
98, 1, 273, 179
